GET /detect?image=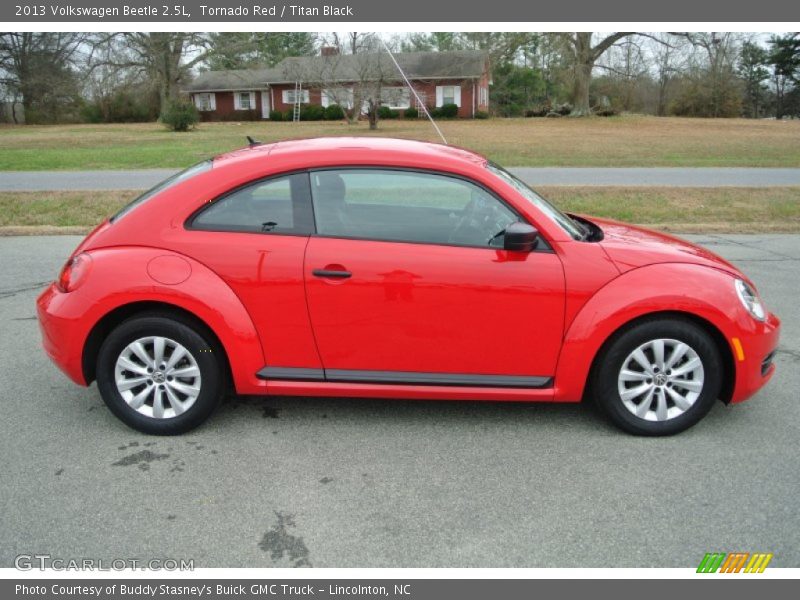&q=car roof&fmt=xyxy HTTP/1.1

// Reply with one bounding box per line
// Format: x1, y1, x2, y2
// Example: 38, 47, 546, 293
212, 137, 489, 171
